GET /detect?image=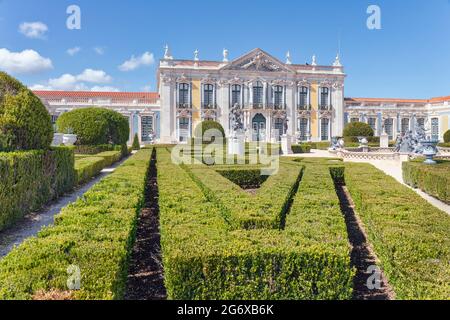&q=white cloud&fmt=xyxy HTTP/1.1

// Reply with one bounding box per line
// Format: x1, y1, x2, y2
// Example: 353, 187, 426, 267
67, 47, 81, 56
19, 21, 48, 39
141, 85, 152, 92
77, 69, 112, 83
94, 47, 105, 55
0, 48, 53, 74
119, 52, 155, 71
90, 86, 120, 92
30, 69, 114, 91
